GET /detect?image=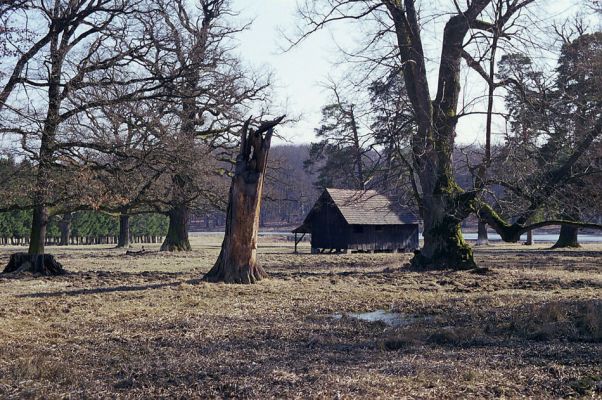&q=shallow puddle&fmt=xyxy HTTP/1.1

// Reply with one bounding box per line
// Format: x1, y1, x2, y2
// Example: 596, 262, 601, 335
331, 310, 425, 327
